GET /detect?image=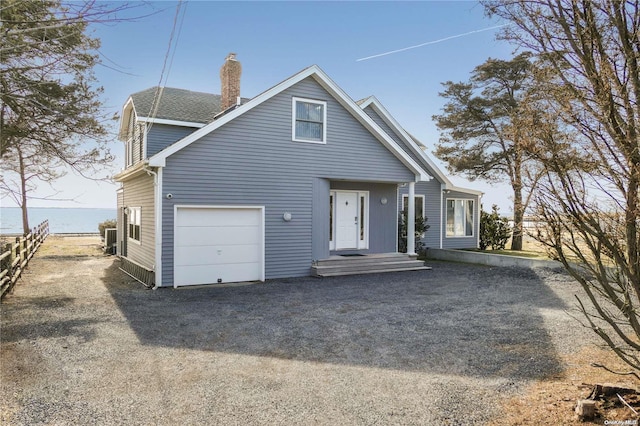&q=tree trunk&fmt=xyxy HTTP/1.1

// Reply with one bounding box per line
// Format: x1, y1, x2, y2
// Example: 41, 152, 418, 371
511, 150, 524, 251
17, 146, 30, 235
